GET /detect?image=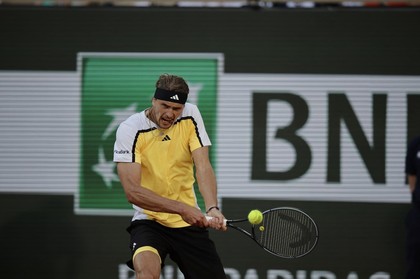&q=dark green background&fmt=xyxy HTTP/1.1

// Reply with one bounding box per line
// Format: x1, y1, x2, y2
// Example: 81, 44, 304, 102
1, 5, 419, 278
79, 55, 219, 212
